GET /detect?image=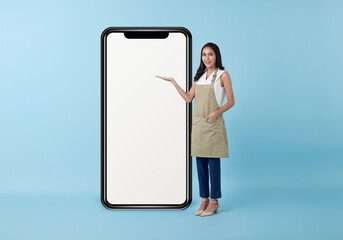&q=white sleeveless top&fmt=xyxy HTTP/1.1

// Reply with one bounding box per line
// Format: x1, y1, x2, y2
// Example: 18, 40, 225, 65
196, 68, 226, 107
